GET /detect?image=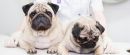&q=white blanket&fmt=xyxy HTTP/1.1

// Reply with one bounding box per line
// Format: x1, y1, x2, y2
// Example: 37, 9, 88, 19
0, 35, 130, 55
